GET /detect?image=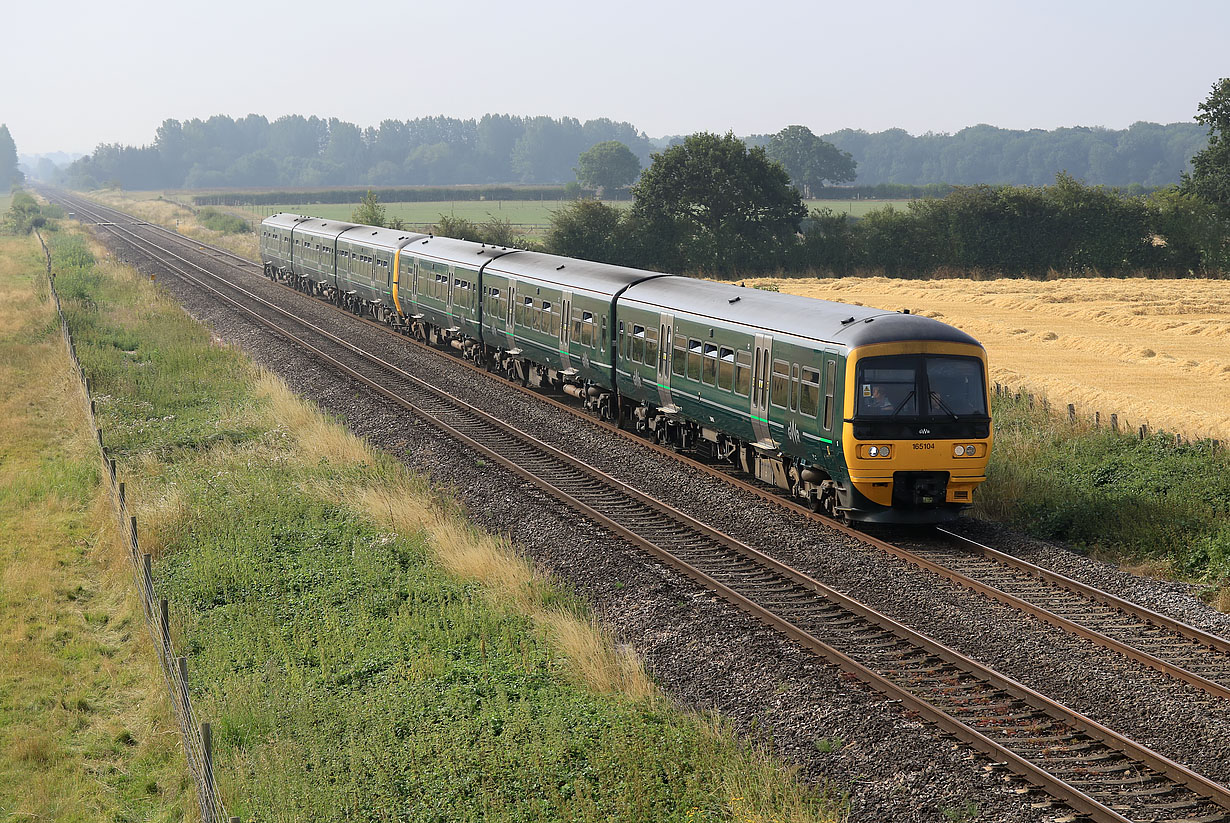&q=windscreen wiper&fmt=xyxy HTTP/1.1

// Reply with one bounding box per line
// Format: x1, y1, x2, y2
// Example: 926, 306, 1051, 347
929, 391, 959, 420
891, 390, 915, 416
